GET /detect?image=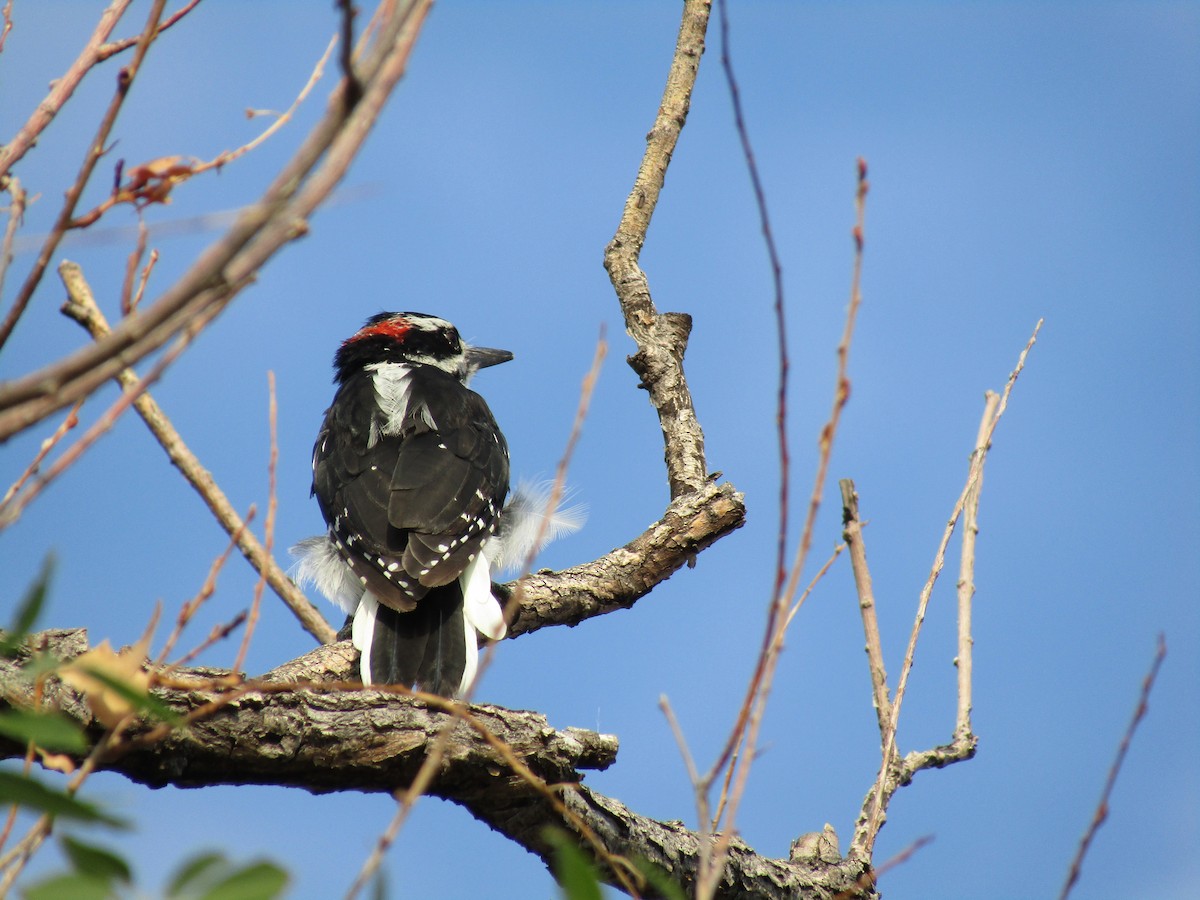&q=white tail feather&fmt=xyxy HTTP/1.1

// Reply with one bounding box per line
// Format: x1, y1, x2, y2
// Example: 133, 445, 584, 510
352, 592, 379, 685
